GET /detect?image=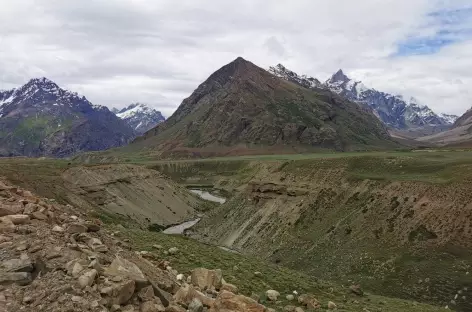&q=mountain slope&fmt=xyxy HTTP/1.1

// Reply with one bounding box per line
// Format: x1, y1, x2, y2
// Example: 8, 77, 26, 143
134, 57, 399, 155
0, 78, 134, 157
114, 103, 165, 134
270, 65, 457, 135
417, 107, 472, 146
